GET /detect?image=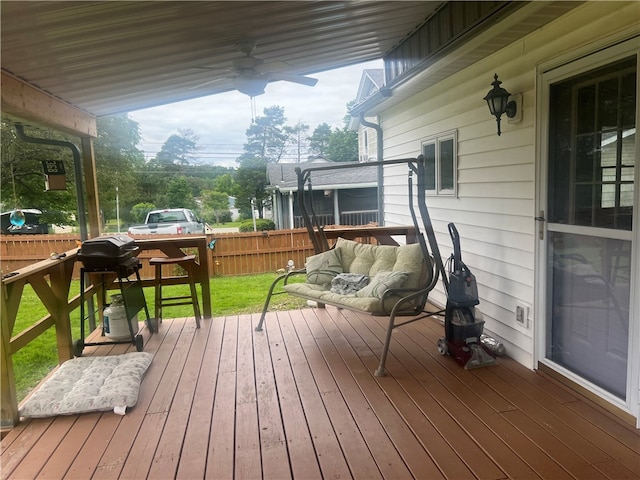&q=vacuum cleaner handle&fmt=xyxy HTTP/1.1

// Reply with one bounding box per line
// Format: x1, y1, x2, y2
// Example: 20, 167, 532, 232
448, 222, 462, 272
